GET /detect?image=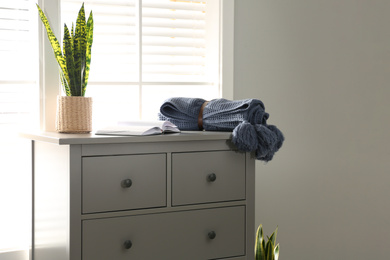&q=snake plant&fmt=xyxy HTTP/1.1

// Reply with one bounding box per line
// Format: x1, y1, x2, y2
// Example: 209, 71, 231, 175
255, 225, 279, 260
37, 3, 93, 96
